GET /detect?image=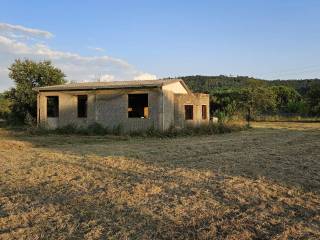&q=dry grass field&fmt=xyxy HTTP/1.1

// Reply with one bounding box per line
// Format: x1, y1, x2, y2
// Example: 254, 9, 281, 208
0, 122, 320, 239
